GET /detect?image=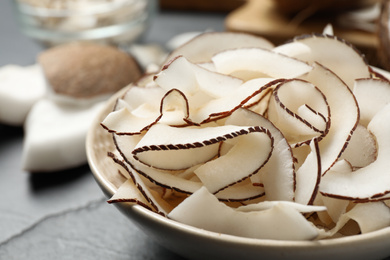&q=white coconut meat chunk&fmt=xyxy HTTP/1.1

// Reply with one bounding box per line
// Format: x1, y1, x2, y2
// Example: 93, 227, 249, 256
226, 108, 295, 201
22, 98, 105, 172
267, 79, 329, 146
166, 31, 275, 64
353, 78, 390, 127
340, 124, 377, 168
273, 34, 370, 89
320, 103, 390, 201
0, 64, 46, 126
300, 62, 359, 174
113, 133, 203, 194
155, 56, 243, 99
295, 138, 321, 205
168, 186, 320, 241
211, 48, 313, 81
194, 127, 273, 194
